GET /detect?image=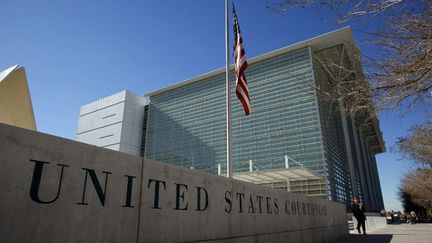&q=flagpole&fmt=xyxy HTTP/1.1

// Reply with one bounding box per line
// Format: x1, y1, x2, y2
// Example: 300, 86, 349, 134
225, 0, 233, 178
